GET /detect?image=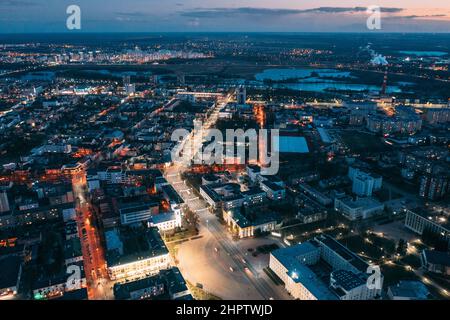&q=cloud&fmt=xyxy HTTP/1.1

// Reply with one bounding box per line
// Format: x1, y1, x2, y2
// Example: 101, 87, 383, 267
115, 12, 150, 18
180, 6, 404, 19
187, 18, 200, 27
302, 7, 403, 14
0, 0, 38, 6
400, 14, 447, 19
